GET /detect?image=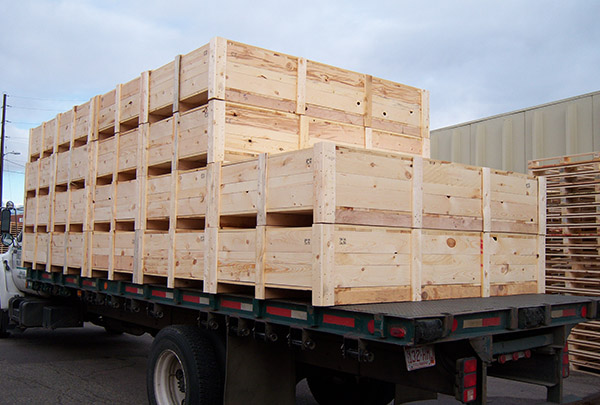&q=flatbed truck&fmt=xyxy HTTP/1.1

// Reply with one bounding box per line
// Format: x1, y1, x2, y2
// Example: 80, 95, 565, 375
0, 208, 598, 405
